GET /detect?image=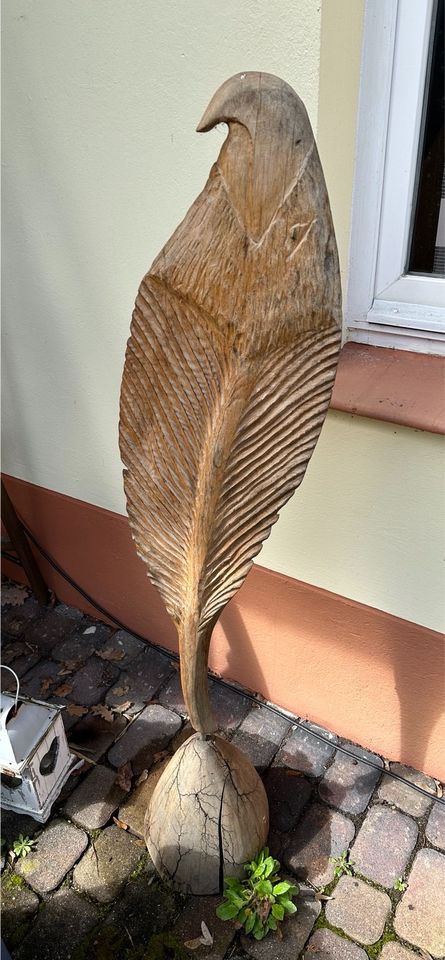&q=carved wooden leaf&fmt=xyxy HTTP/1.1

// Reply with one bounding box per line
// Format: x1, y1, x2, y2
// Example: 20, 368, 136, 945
120, 72, 342, 732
